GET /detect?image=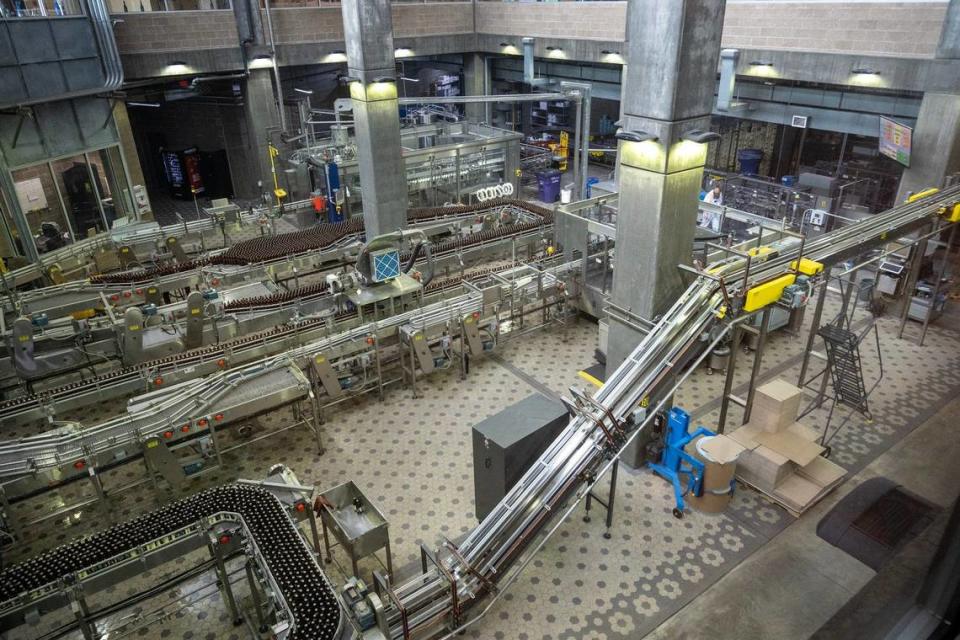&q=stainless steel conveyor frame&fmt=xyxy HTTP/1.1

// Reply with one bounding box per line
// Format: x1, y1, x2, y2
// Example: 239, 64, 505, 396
370, 186, 960, 640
